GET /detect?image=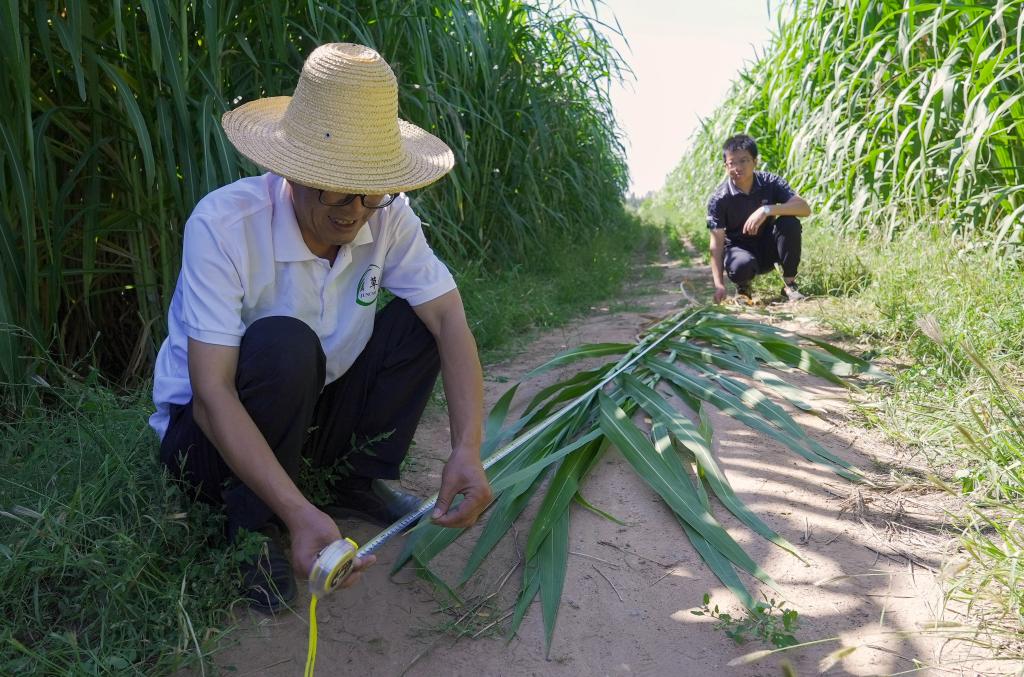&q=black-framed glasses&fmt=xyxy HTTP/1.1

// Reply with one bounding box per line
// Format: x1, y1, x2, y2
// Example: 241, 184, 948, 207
318, 190, 397, 209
